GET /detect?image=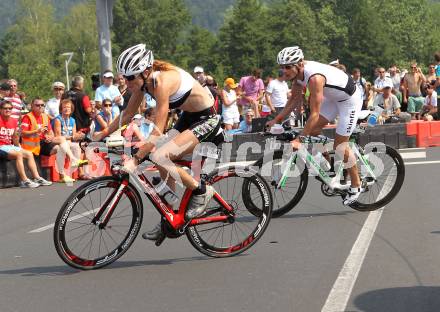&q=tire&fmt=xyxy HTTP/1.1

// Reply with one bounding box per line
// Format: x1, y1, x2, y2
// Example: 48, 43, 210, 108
253, 150, 308, 217
349, 145, 405, 211
186, 167, 272, 257
54, 176, 143, 270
